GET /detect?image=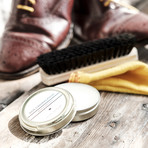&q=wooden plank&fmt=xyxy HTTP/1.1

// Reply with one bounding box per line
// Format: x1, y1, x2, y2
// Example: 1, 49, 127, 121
0, 85, 148, 147
0, 73, 41, 111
